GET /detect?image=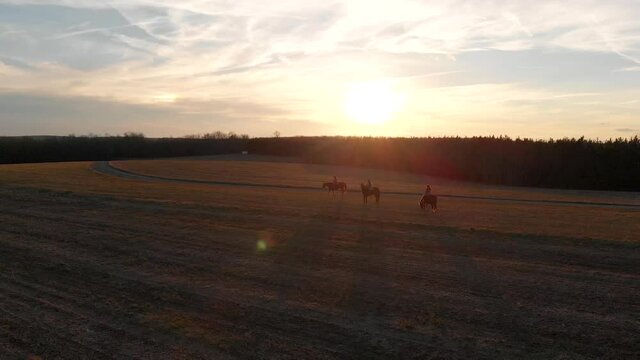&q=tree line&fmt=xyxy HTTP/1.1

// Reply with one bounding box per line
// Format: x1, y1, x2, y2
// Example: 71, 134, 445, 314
1, 133, 638, 191
245, 136, 640, 191
0, 132, 248, 164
